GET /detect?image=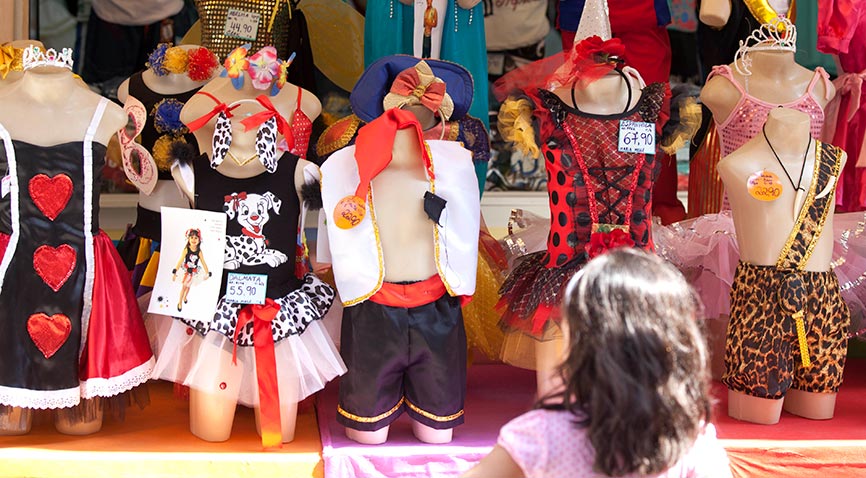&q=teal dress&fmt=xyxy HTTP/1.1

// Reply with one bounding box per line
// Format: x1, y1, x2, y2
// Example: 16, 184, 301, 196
364, 1, 490, 193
